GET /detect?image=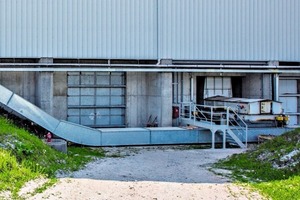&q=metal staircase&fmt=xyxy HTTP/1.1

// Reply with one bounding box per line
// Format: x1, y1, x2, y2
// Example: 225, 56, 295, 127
179, 102, 248, 149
